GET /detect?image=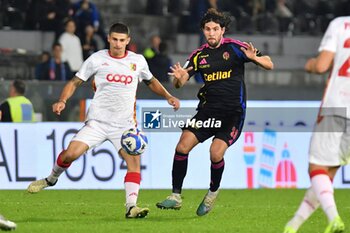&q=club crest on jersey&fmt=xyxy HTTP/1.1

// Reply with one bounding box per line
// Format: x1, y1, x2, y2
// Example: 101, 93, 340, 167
223, 51, 230, 60
130, 63, 137, 71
